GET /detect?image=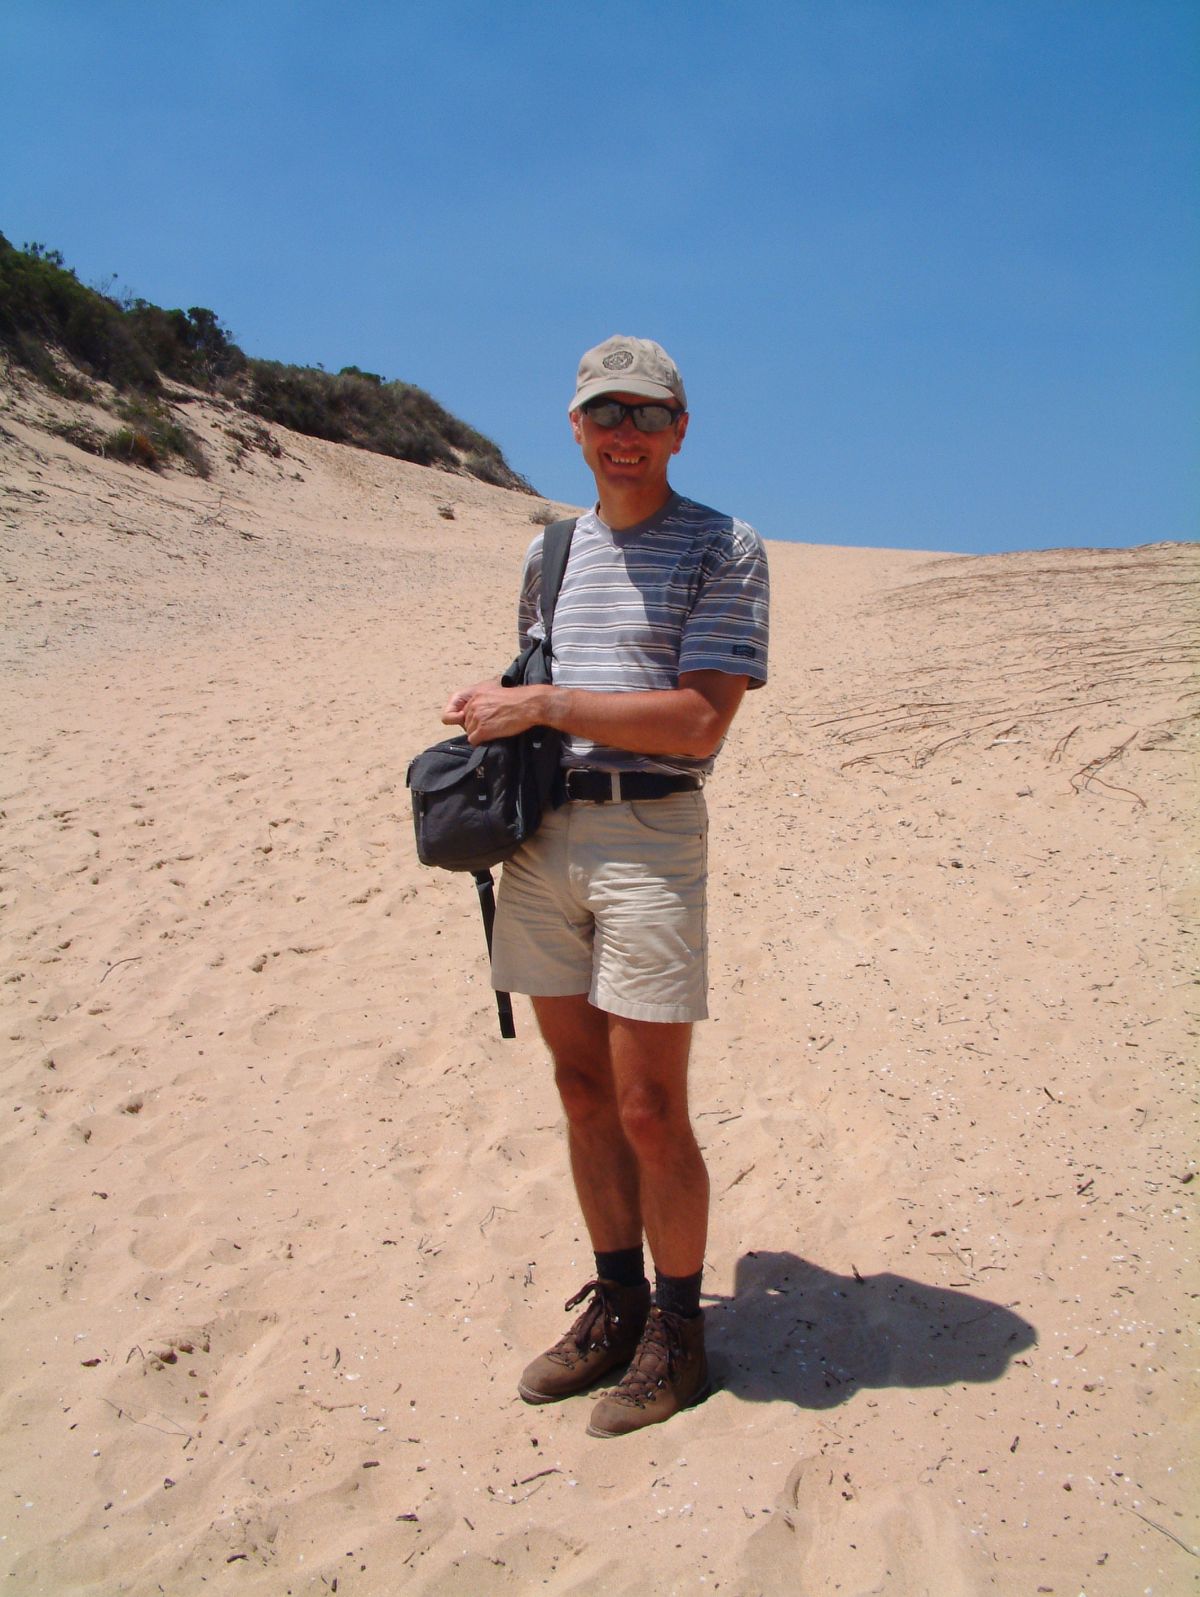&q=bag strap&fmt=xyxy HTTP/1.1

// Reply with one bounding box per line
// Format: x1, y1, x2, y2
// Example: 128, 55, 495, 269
473, 870, 515, 1040
539, 518, 576, 644
471, 520, 574, 1042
